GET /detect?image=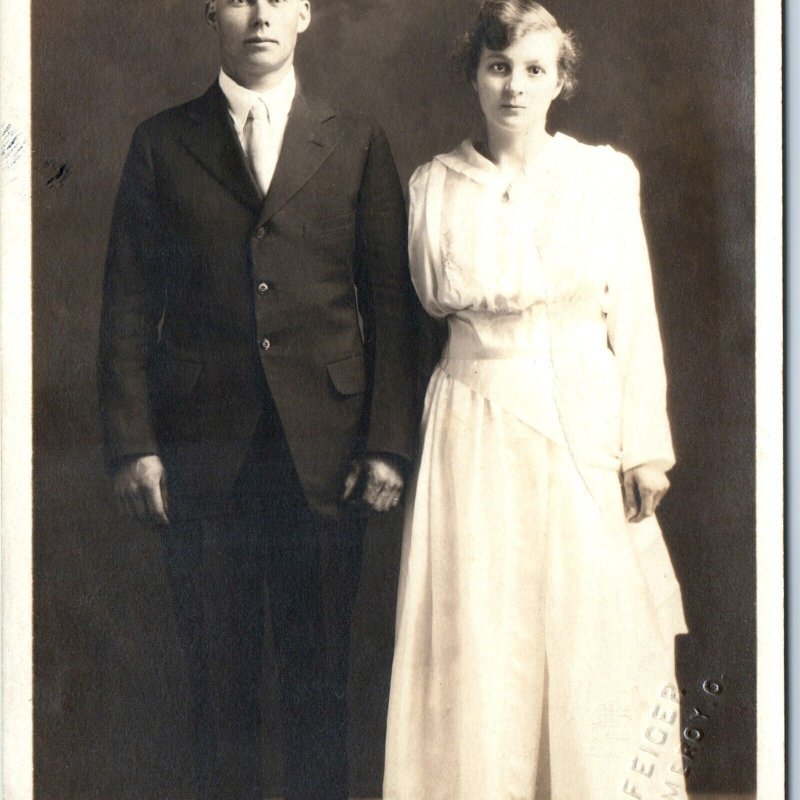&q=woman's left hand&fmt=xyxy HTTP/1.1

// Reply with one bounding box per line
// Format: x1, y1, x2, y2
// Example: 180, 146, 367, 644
622, 462, 670, 523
